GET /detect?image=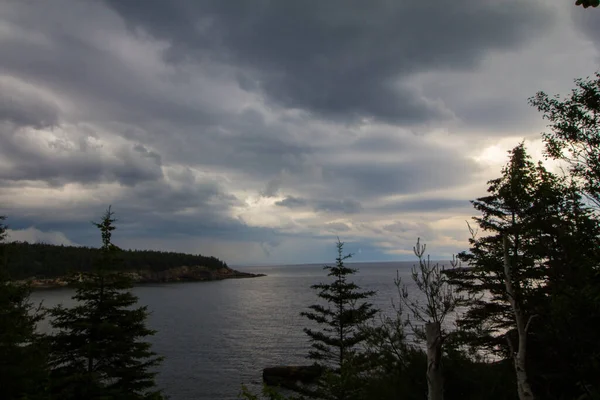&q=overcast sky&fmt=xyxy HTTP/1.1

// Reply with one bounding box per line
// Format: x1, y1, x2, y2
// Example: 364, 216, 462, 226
0, 0, 598, 265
